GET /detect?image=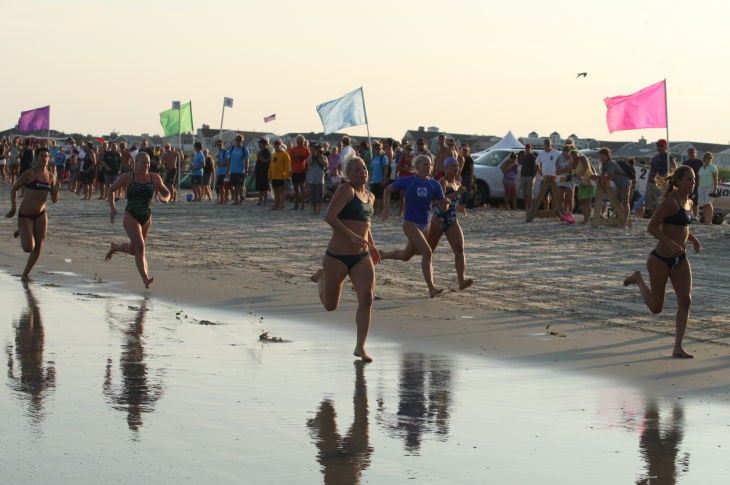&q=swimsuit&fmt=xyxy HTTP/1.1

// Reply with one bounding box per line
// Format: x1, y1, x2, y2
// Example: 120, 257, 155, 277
337, 189, 373, 222
650, 250, 687, 271
662, 207, 693, 226
325, 250, 369, 271
651, 204, 692, 270
18, 209, 47, 221
434, 187, 458, 232
326, 188, 374, 271
125, 174, 155, 225
25, 177, 52, 192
